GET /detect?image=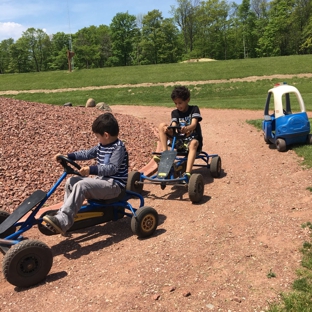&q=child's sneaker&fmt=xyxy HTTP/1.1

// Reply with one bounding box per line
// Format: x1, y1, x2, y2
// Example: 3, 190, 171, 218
43, 215, 66, 235
182, 172, 191, 183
